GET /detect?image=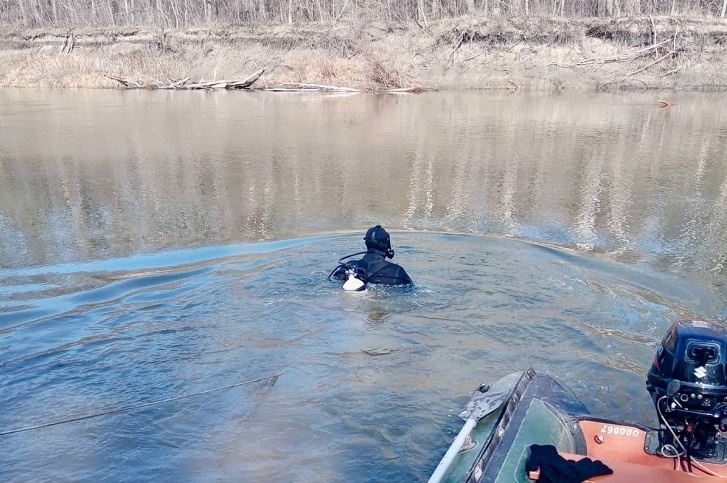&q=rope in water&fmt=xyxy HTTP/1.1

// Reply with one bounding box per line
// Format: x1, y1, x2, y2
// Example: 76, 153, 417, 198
0, 372, 282, 436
